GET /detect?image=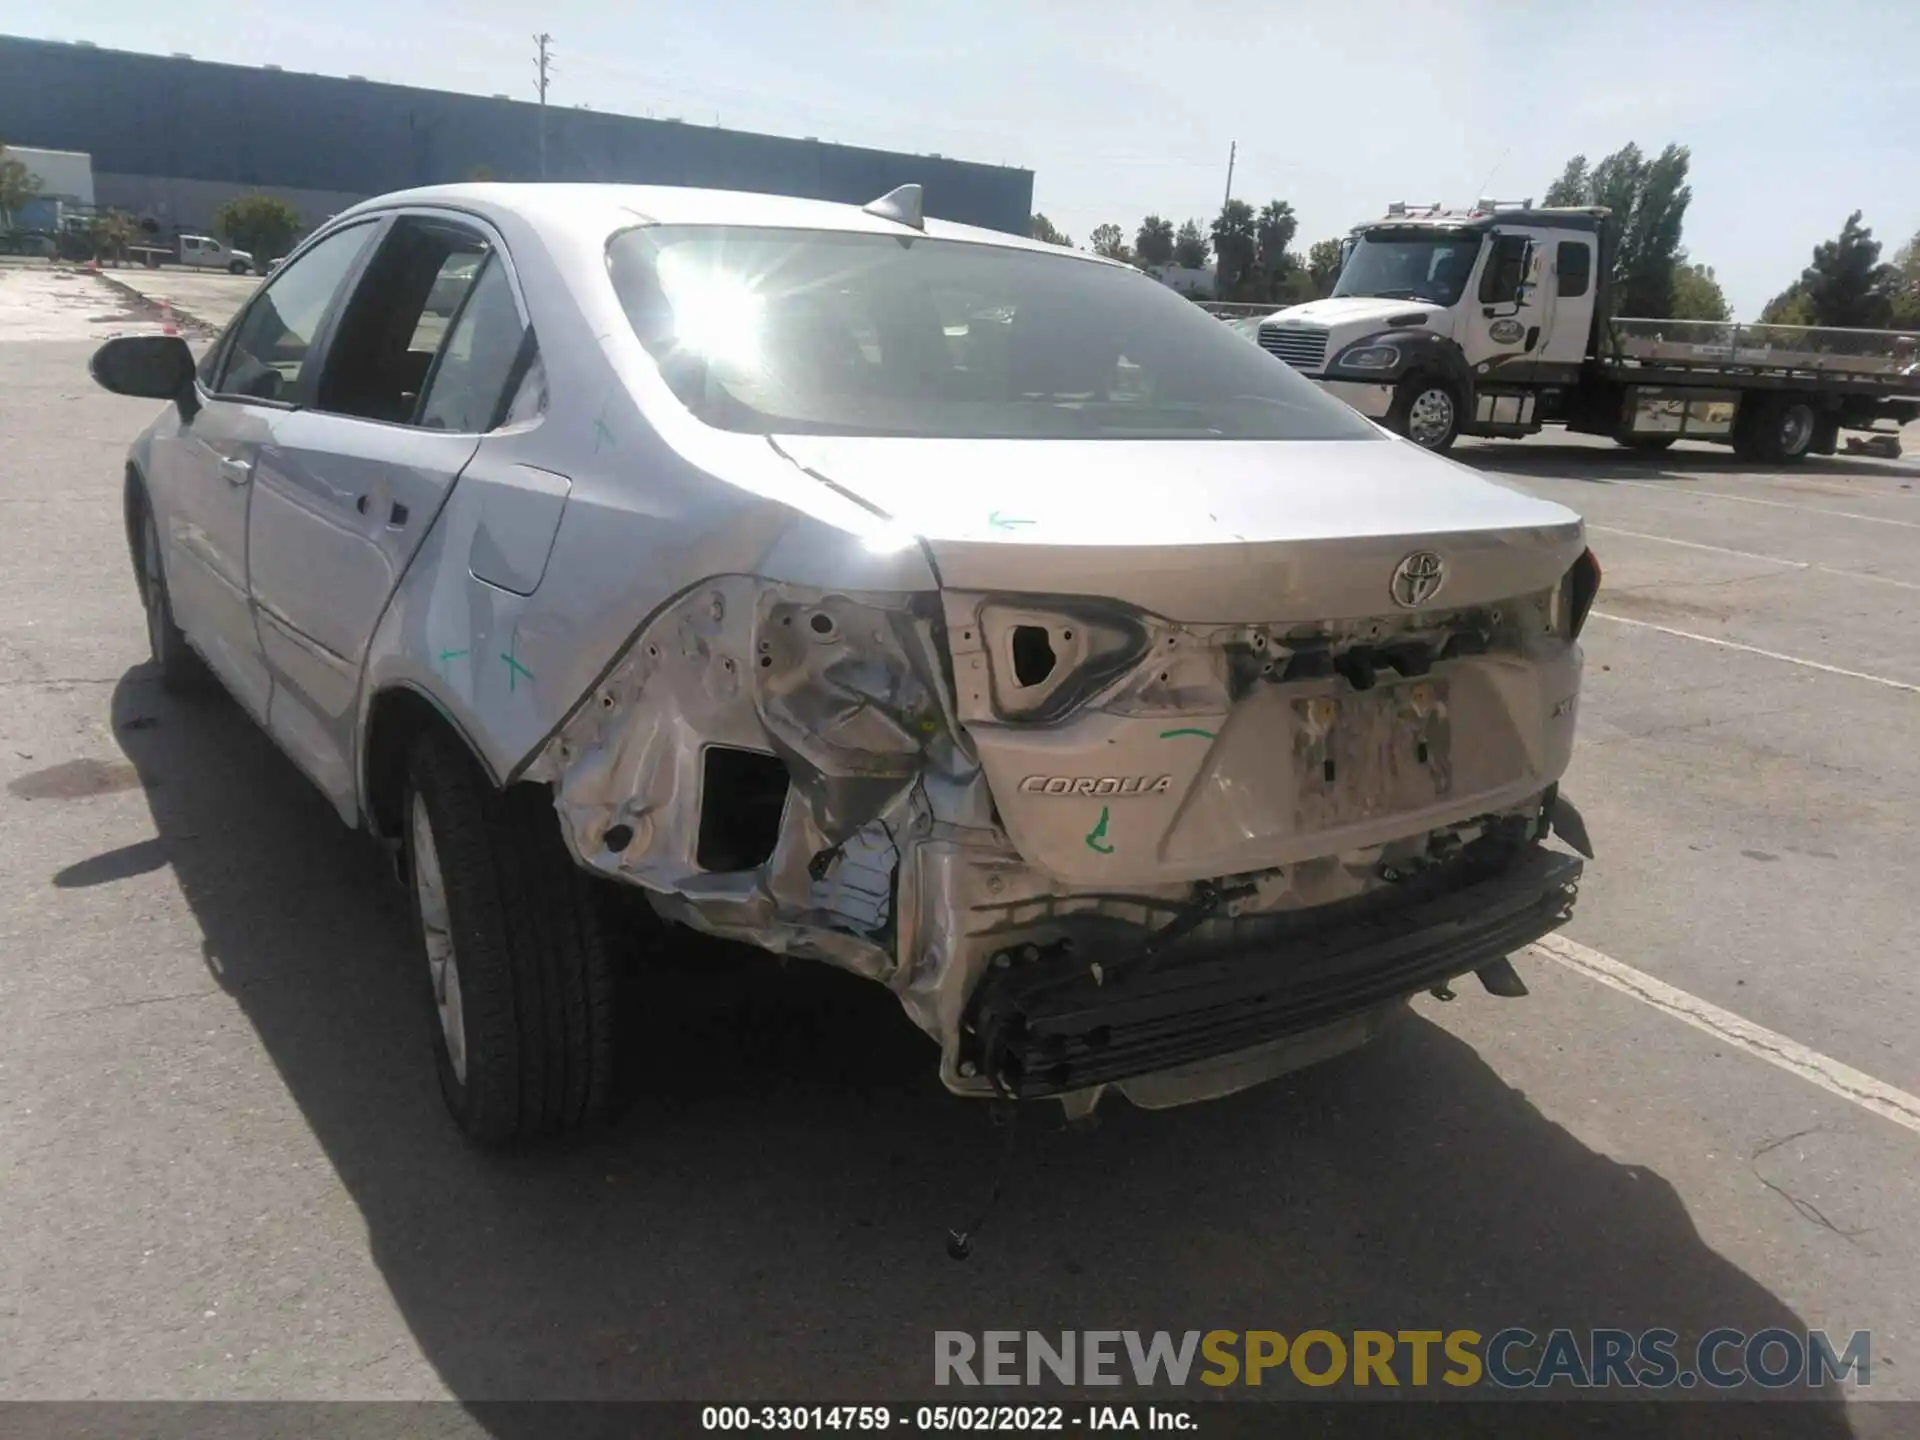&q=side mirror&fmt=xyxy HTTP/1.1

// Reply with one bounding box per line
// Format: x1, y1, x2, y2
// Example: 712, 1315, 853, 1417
90, 335, 200, 420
